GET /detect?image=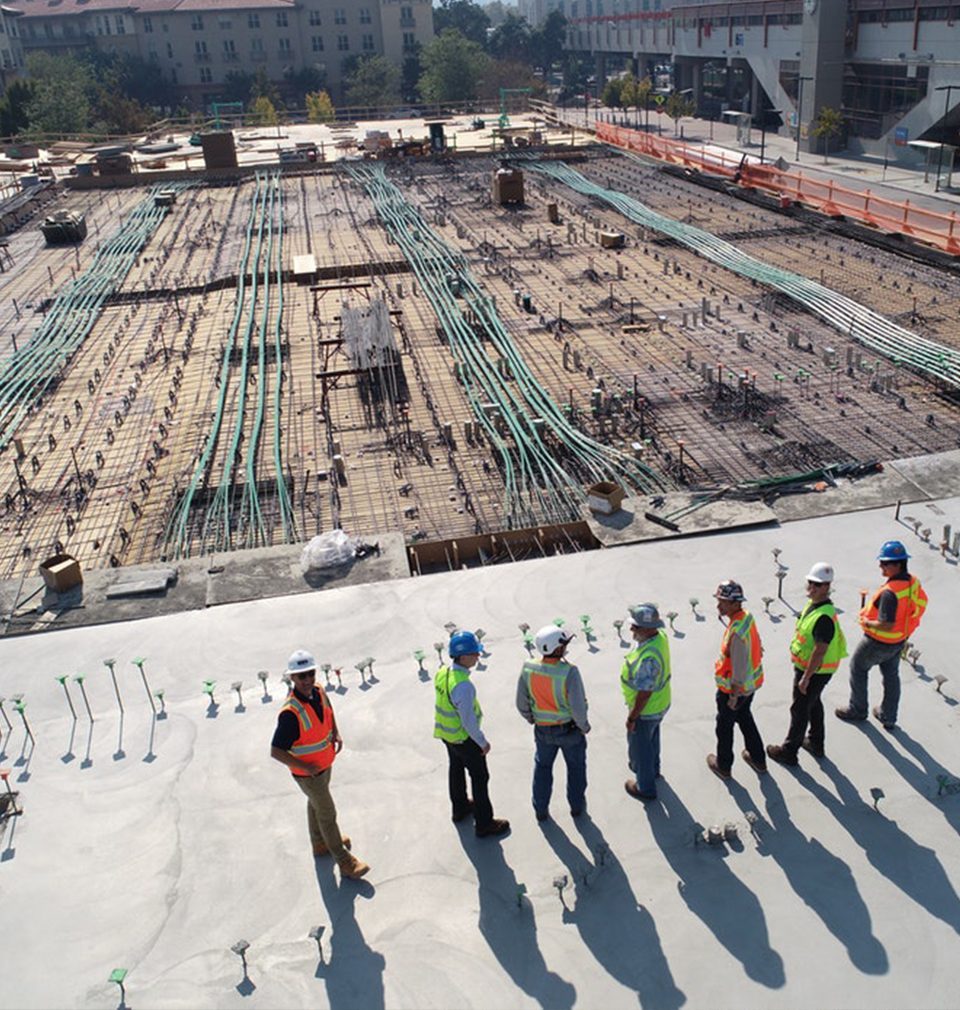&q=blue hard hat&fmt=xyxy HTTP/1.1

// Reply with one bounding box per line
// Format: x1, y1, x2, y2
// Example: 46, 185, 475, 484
877, 540, 909, 562
449, 630, 482, 658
